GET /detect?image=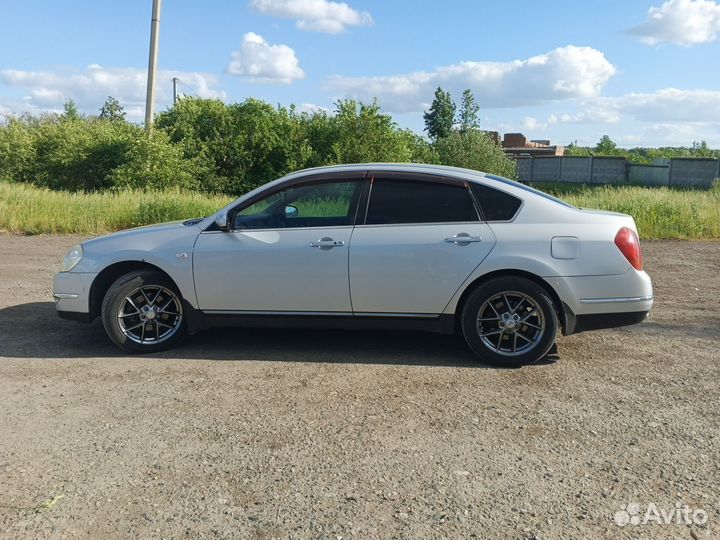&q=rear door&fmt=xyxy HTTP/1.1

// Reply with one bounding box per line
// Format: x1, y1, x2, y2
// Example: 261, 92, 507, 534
349, 175, 496, 314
